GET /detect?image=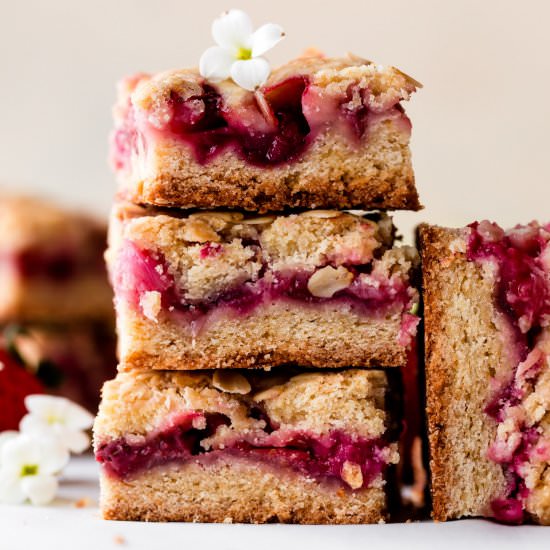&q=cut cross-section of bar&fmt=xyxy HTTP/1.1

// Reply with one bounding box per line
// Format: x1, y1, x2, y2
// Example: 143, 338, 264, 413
111, 54, 421, 213
94, 368, 399, 523
0, 195, 113, 322
419, 222, 550, 525
108, 204, 419, 370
